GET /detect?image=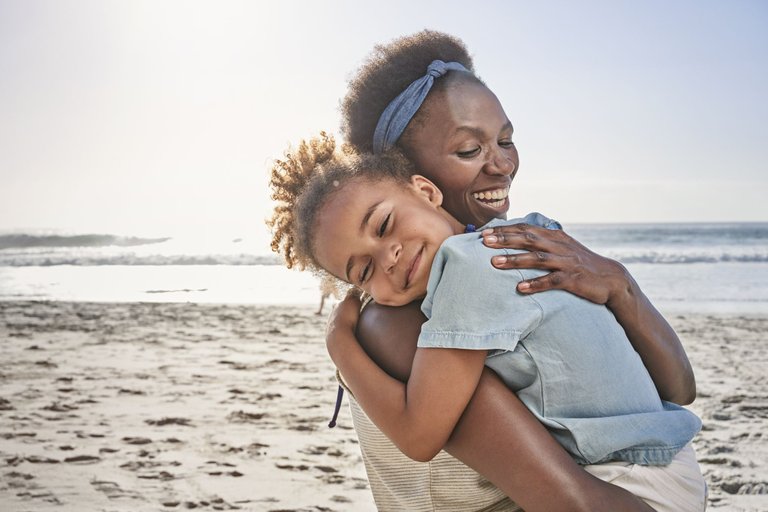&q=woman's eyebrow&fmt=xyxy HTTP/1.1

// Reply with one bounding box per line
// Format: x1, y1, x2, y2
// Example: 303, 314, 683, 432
345, 200, 383, 281
452, 120, 514, 138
